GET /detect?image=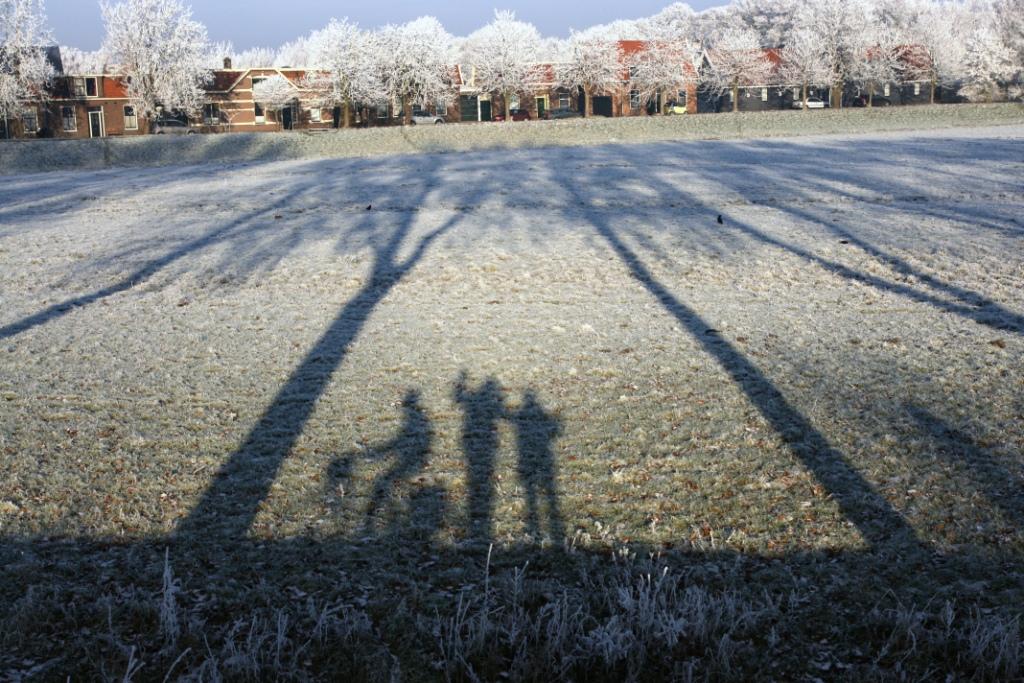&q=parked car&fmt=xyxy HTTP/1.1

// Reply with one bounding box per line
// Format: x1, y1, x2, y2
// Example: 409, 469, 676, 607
665, 100, 688, 115
493, 108, 532, 122
547, 107, 583, 120
792, 97, 828, 109
852, 94, 892, 107
152, 118, 195, 134
411, 112, 445, 125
